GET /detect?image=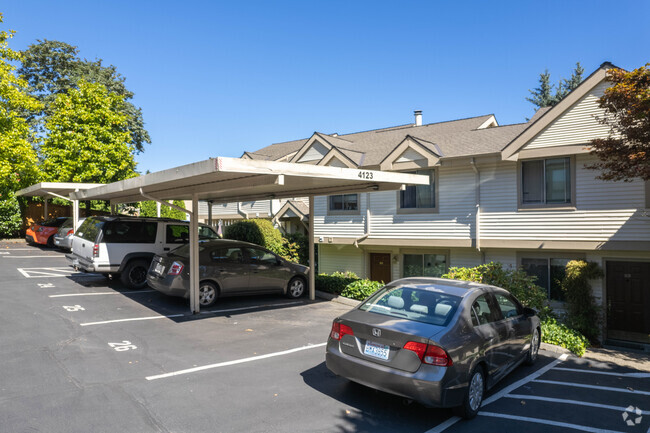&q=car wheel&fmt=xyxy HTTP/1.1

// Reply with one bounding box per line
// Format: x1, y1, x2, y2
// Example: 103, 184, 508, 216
286, 277, 306, 299
46, 235, 55, 248
524, 328, 540, 365
454, 366, 485, 419
120, 259, 149, 289
199, 281, 218, 307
